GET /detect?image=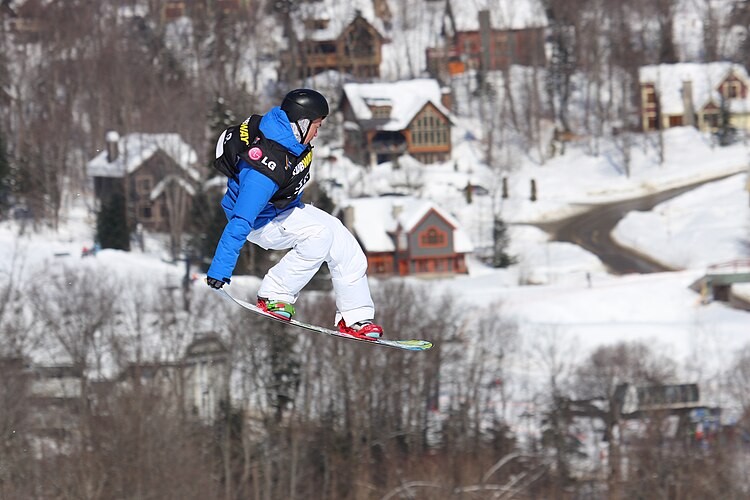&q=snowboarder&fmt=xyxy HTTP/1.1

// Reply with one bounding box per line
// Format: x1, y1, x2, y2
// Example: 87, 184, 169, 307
205, 89, 383, 340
